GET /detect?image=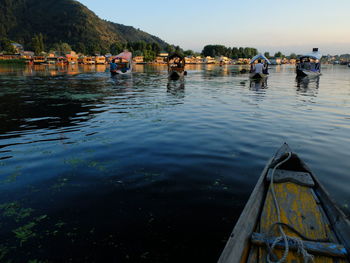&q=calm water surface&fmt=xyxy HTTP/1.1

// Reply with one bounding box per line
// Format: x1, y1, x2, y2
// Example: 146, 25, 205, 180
0, 64, 349, 262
